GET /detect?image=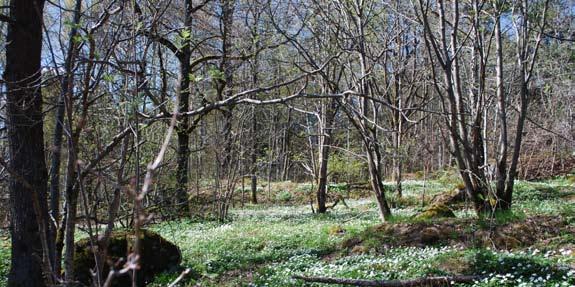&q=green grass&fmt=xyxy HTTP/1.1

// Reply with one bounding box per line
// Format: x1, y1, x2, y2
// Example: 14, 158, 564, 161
254, 248, 575, 287
0, 232, 8, 287
151, 178, 574, 286
0, 178, 573, 286
148, 199, 382, 286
